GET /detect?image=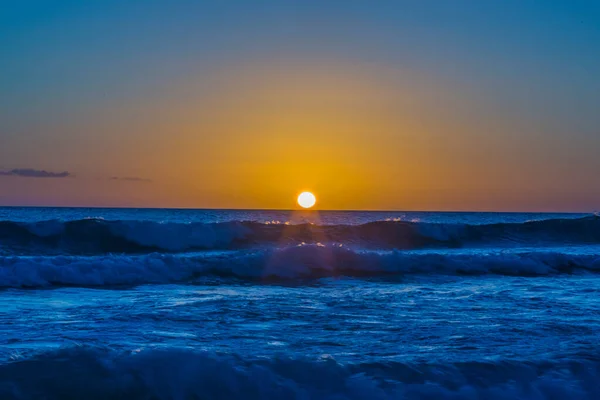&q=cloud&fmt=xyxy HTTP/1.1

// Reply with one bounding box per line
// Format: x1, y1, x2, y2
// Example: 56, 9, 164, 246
109, 176, 153, 183
0, 168, 71, 178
